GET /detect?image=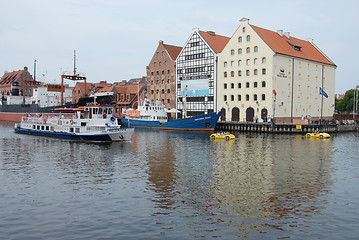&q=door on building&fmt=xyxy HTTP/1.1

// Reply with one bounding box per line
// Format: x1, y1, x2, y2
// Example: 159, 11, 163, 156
261, 108, 268, 122
220, 108, 226, 121
232, 107, 240, 121
246, 107, 254, 122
